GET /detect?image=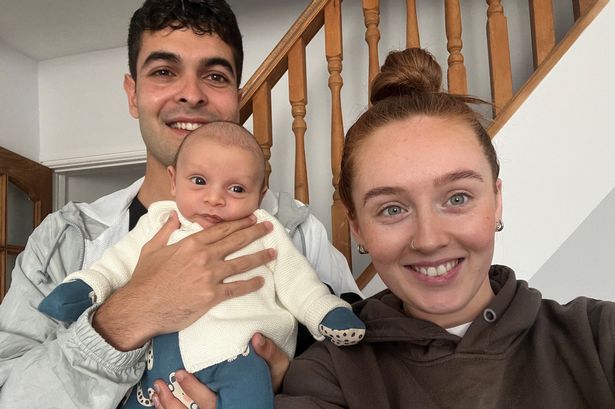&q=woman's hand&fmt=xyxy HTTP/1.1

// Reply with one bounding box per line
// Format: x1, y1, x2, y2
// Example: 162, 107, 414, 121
151, 333, 291, 408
